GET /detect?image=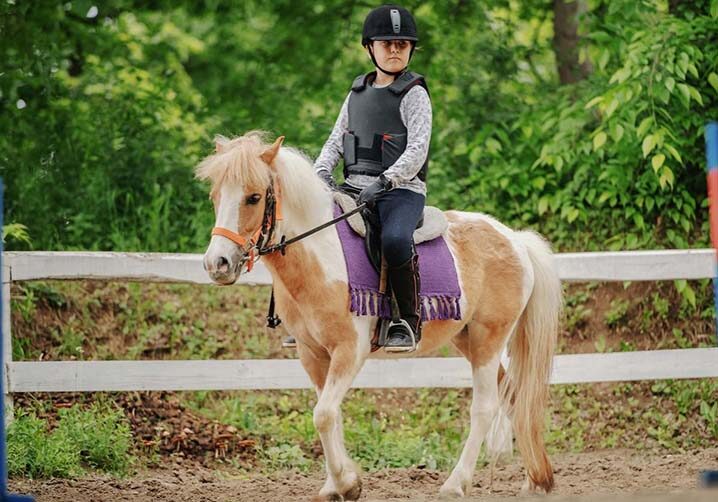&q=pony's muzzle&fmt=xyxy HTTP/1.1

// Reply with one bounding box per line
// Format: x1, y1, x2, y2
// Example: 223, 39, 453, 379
204, 251, 242, 285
